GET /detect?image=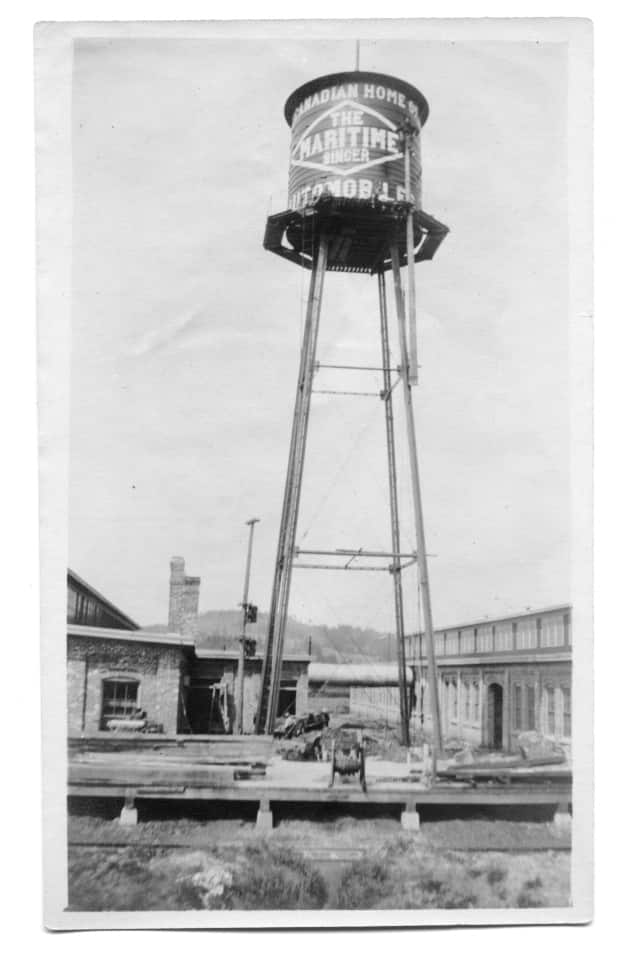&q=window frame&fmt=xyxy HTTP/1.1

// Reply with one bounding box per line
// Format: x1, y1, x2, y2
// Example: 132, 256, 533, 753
514, 683, 522, 731
100, 676, 141, 728
561, 684, 571, 738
